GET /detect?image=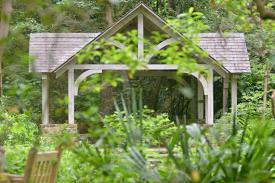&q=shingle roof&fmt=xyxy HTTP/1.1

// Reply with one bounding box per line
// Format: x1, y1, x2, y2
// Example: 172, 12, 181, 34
198, 33, 250, 73
29, 32, 250, 73
29, 33, 100, 72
